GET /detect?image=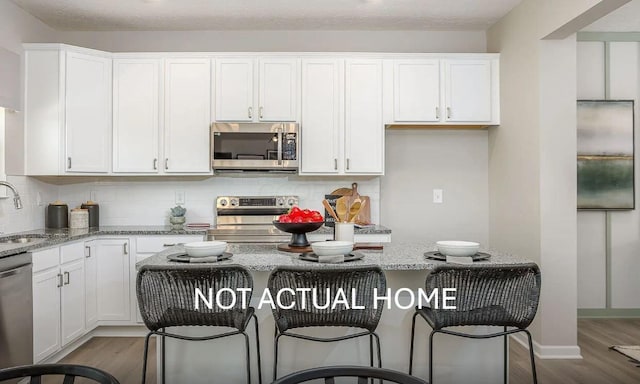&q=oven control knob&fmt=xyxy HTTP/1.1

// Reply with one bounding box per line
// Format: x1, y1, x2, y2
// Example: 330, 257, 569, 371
230, 198, 239, 207
276, 197, 285, 206
287, 198, 296, 207
219, 198, 228, 207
